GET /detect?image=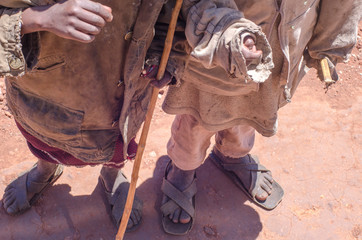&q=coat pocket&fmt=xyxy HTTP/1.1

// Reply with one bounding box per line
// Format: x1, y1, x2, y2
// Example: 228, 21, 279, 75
30, 55, 66, 73
8, 85, 84, 143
